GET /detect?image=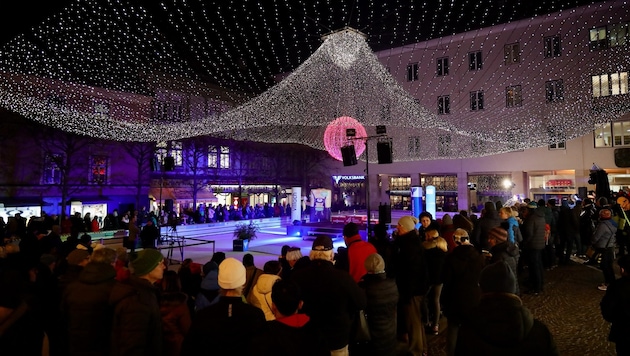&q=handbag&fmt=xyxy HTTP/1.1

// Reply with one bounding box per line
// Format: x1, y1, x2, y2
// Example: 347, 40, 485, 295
351, 309, 371, 343
585, 245, 603, 265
